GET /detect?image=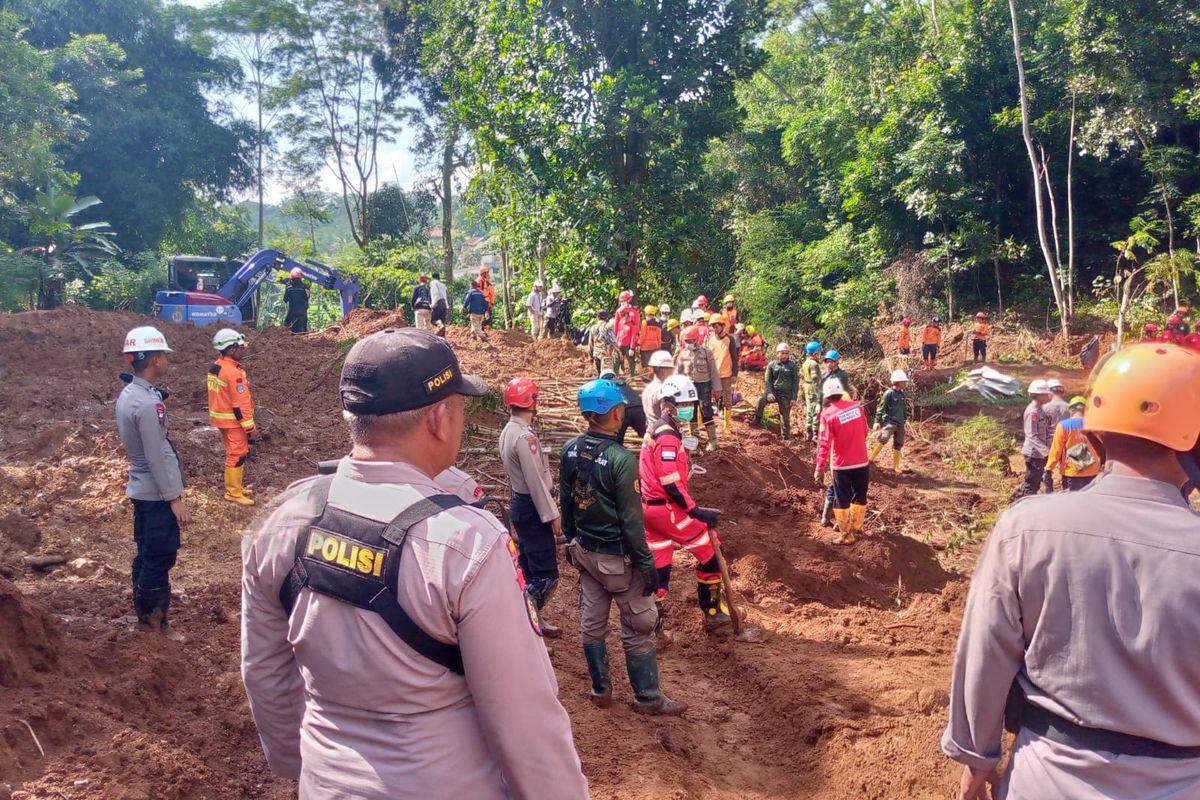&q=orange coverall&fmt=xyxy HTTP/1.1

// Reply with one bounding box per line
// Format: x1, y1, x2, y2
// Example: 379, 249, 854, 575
208, 355, 256, 467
